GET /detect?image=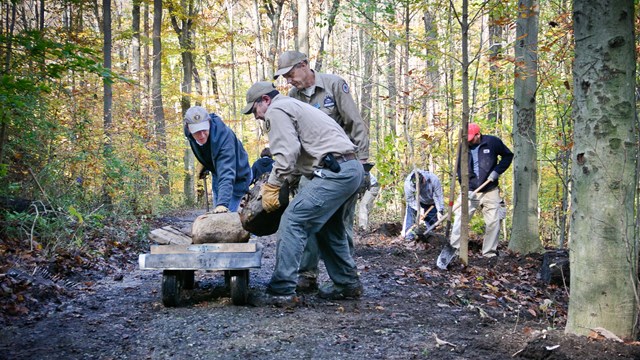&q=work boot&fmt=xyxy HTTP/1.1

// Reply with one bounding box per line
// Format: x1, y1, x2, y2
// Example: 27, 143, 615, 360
250, 291, 301, 308
318, 282, 363, 300
296, 276, 319, 293
483, 250, 498, 258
